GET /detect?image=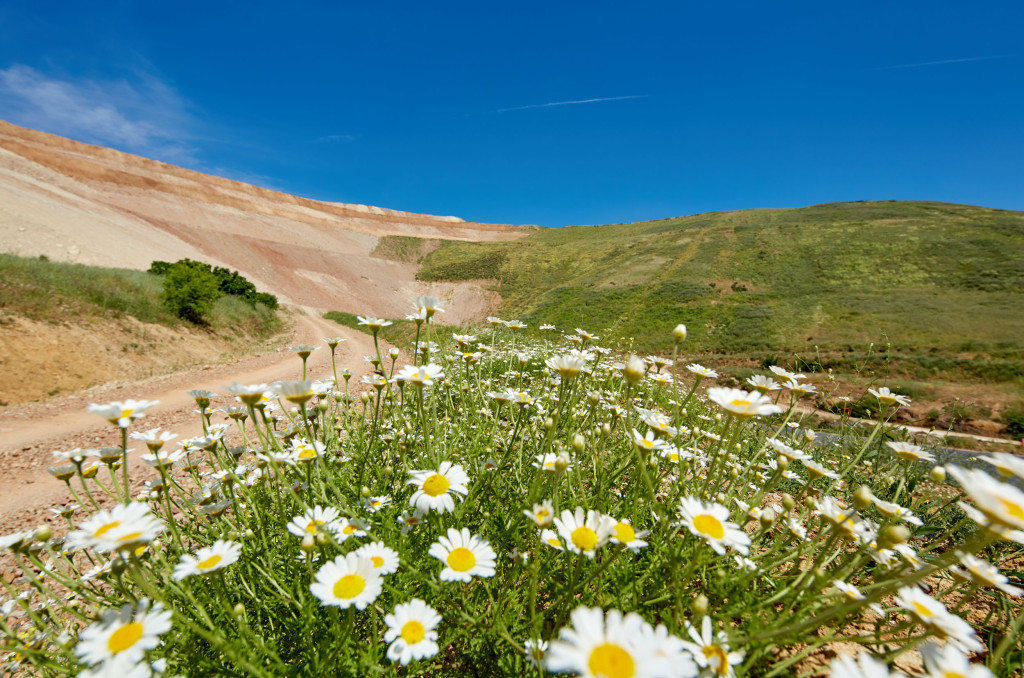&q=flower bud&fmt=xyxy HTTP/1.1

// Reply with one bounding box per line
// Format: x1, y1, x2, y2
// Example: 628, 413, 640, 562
384, 466, 394, 476
929, 466, 946, 484
544, 418, 555, 431
360, 486, 371, 498
781, 493, 796, 511
759, 508, 777, 528
389, 347, 400, 360
35, 525, 51, 541
555, 451, 571, 472
691, 594, 709, 615
233, 603, 245, 618
623, 355, 645, 385
673, 324, 687, 343
360, 392, 370, 404
878, 525, 911, 549
776, 455, 790, 471
315, 532, 328, 545
572, 434, 586, 454
301, 535, 315, 553
852, 486, 874, 511
602, 423, 612, 436
244, 529, 254, 539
